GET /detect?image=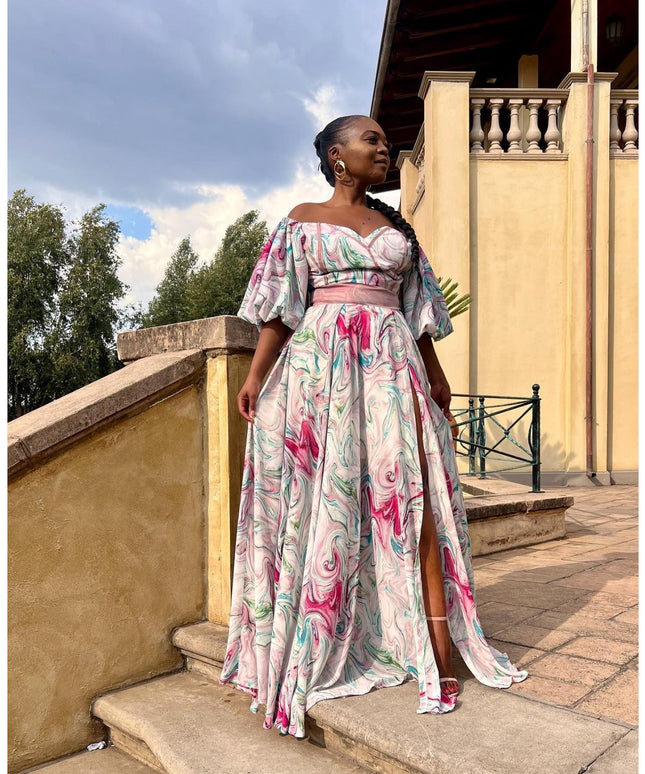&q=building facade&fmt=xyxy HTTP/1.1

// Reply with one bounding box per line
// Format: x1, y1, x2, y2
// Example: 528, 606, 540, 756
372, 0, 638, 485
